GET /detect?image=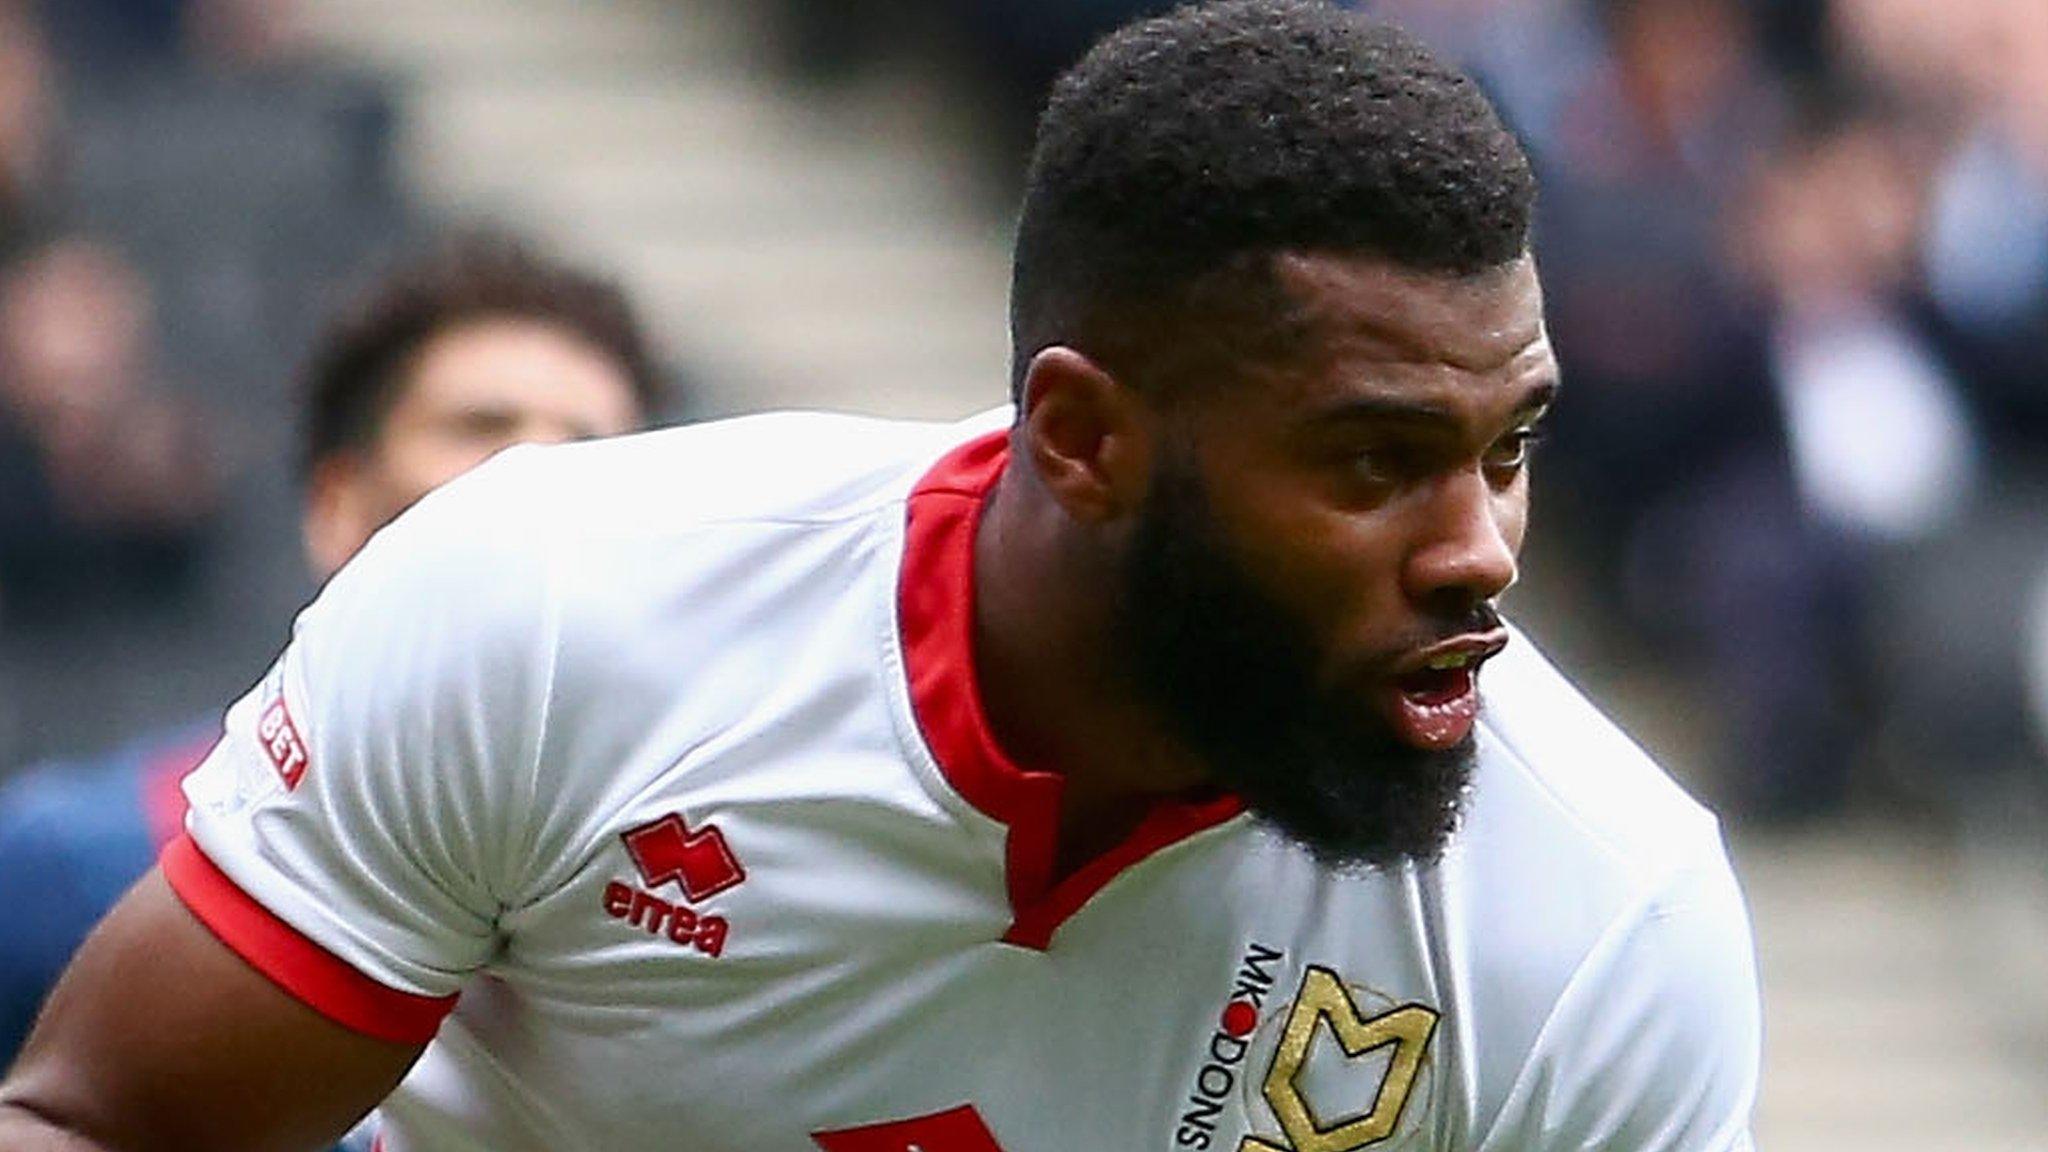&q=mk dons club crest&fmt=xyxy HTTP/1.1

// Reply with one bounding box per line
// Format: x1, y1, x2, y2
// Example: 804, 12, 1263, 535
810, 947, 1440, 1152
1179, 945, 1440, 1152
